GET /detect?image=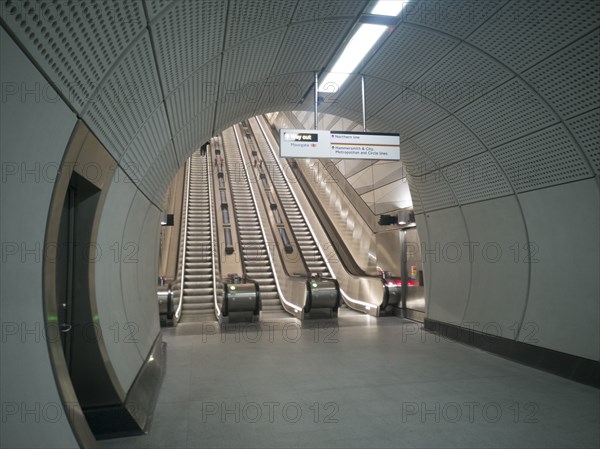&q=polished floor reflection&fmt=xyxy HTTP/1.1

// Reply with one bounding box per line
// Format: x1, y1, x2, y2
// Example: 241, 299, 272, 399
99, 311, 599, 449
